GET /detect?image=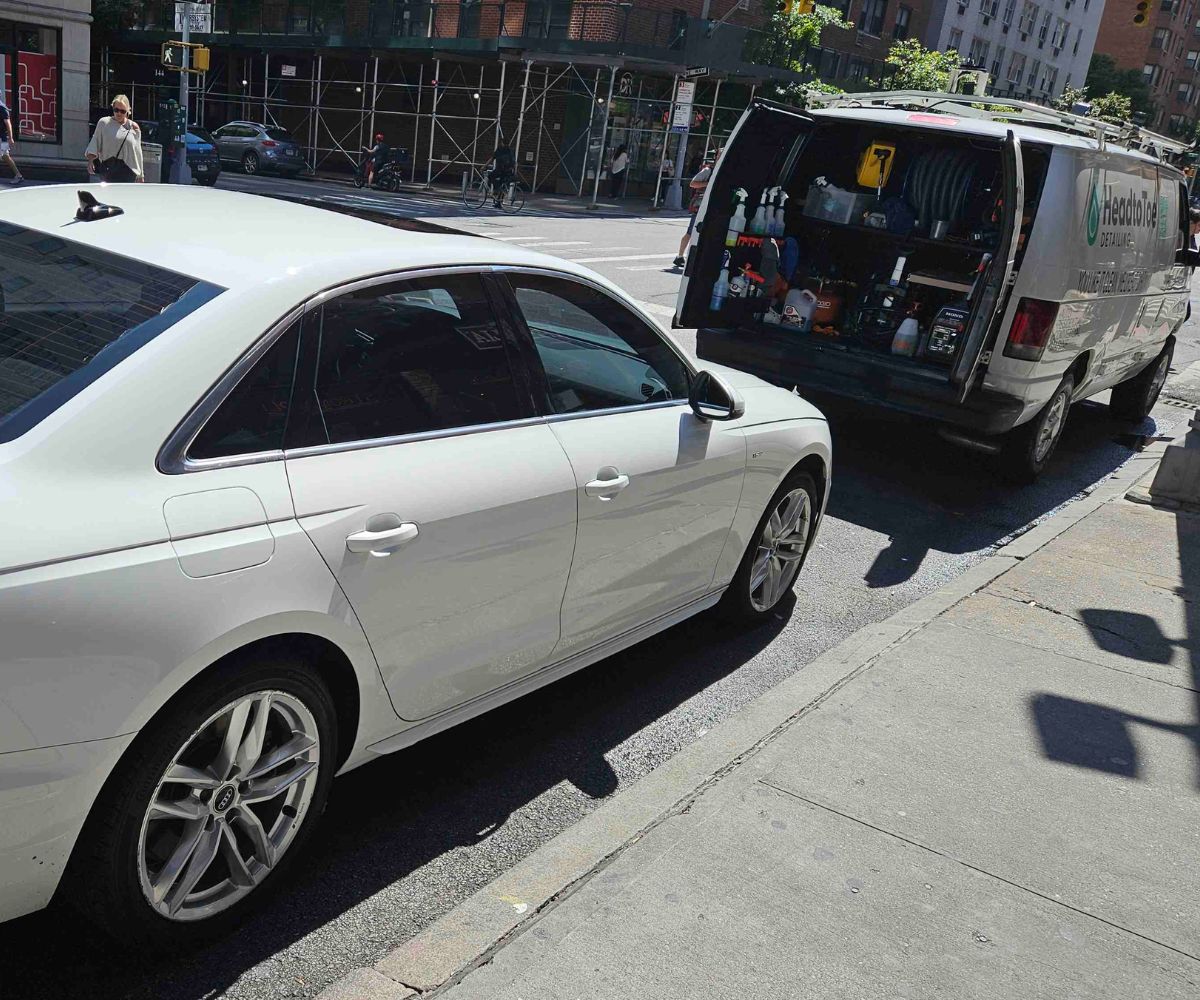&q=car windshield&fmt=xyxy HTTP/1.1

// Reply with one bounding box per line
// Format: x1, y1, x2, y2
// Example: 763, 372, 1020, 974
0, 224, 223, 443
266, 128, 293, 142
